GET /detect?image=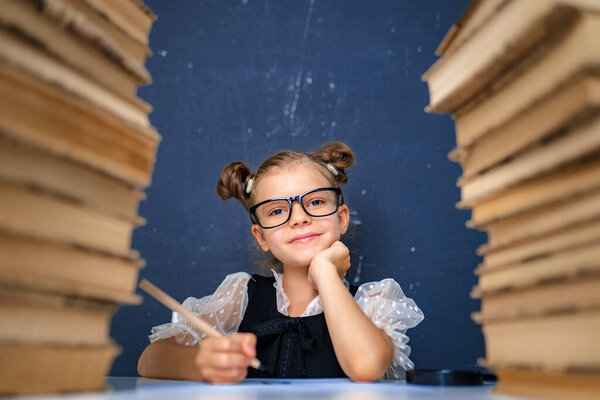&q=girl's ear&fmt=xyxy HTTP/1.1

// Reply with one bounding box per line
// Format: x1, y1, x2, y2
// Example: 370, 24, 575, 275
251, 224, 270, 252
338, 204, 350, 235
